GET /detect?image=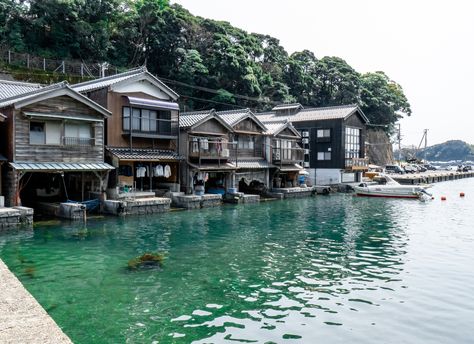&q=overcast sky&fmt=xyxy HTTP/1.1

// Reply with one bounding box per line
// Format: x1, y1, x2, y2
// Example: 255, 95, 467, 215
172, 0, 473, 146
